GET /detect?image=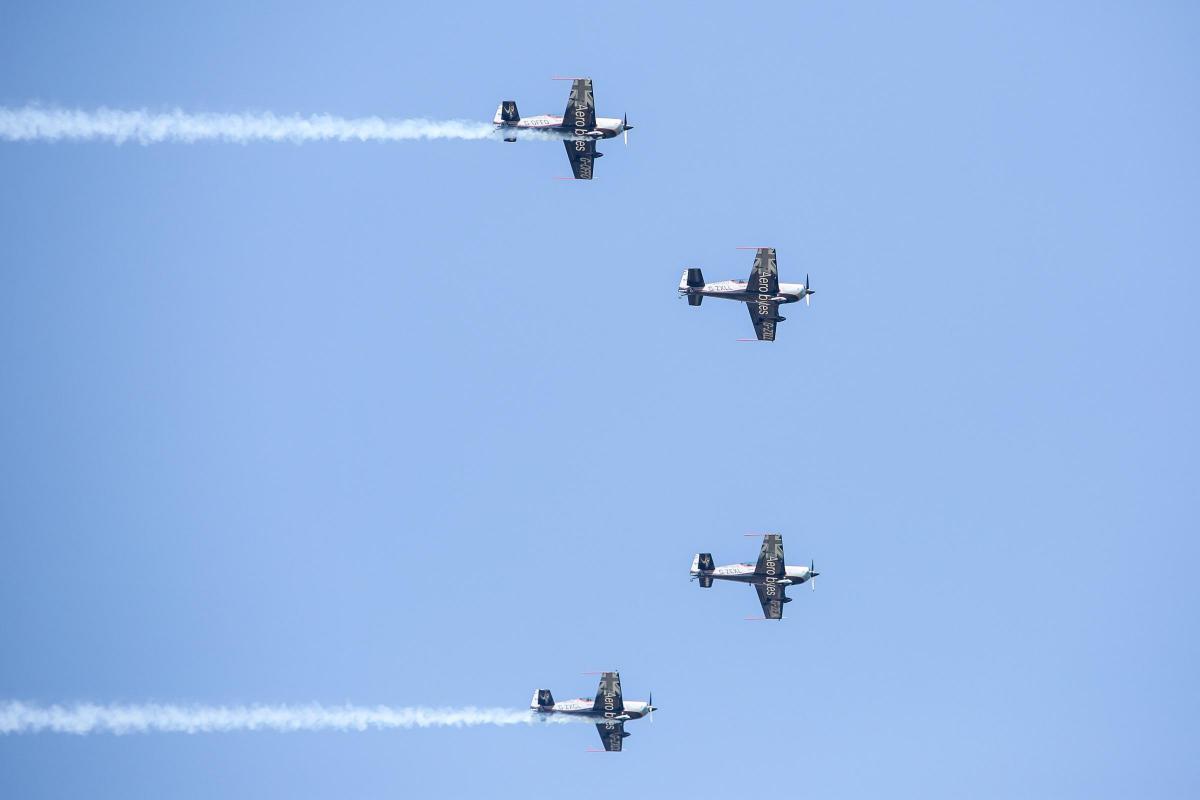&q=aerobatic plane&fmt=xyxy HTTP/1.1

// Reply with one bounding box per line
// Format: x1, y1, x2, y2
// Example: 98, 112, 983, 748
530, 671, 655, 752
690, 534, 818, 620
678, 247, 814, 341
493, 78, 632, 180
